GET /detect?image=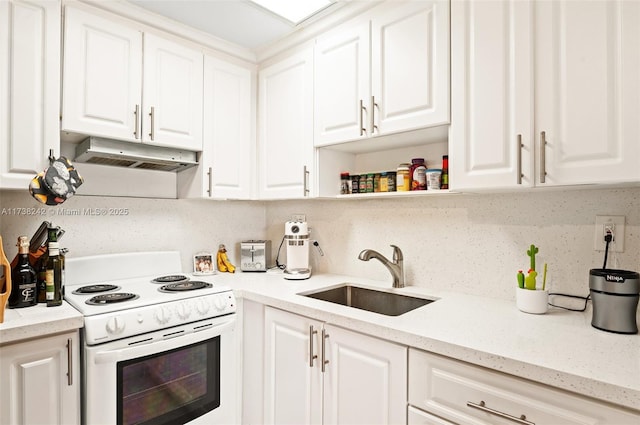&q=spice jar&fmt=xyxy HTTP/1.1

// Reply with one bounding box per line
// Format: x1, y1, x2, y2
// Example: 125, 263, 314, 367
359, 174, 367, 193
441, 155, 449, 189
351, 175, 360, 194
396, 164, 411, 191
340, 172, 350, 195
366, 173, 374, 193
387, 172, 396, 192
410, 158, 427, 190
379, 172, 388, 192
